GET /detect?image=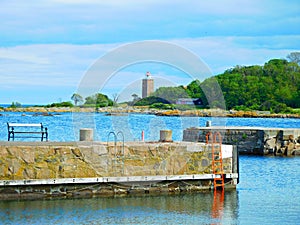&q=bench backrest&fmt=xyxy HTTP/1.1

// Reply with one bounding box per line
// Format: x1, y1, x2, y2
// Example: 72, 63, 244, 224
7, 123, 43, 127
7, 123, 46, 131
